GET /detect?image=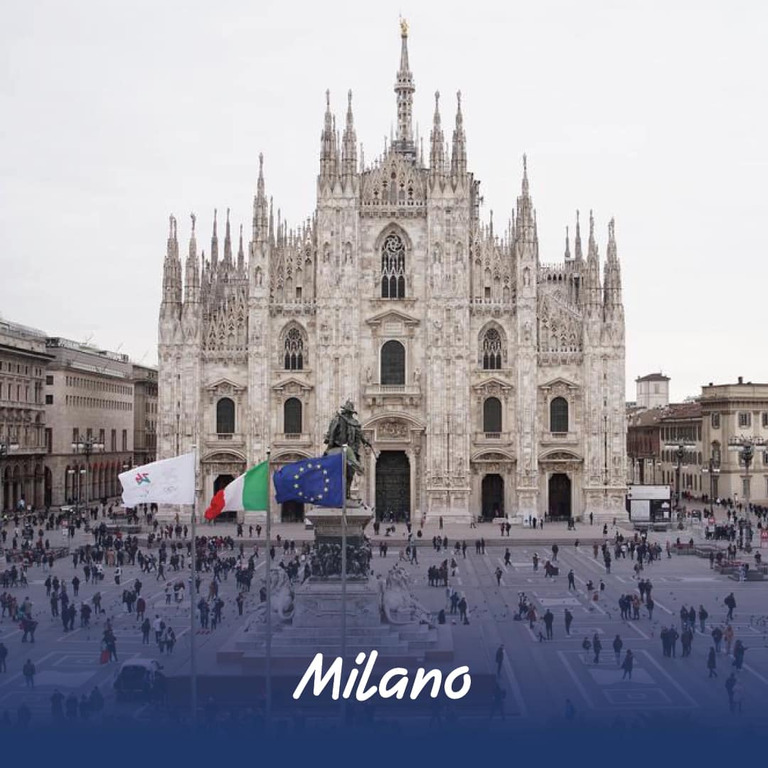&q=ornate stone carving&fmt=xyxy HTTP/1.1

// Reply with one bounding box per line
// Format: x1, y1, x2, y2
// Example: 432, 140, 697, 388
377, 420, 409, 440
